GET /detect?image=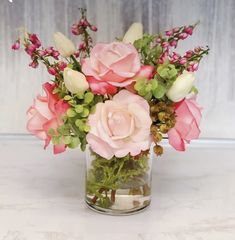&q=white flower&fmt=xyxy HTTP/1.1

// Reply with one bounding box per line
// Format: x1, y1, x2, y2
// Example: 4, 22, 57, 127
63, 68, 89, 94
122, 23, 143, 44
166, 71, 195, 102
53, 32, 76, 57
